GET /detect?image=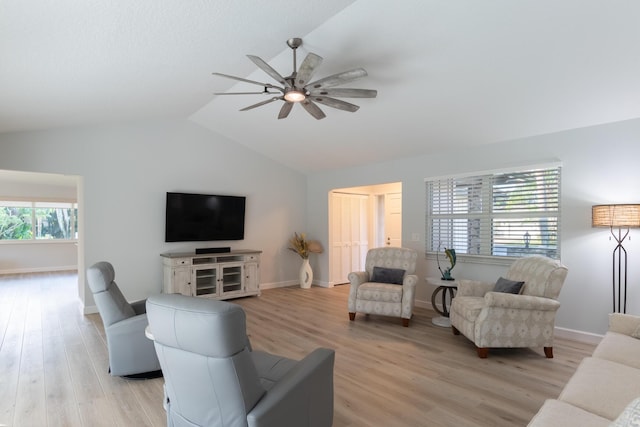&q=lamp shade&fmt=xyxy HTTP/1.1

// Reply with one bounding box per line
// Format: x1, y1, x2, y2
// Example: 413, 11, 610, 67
592, 204, 640, 228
